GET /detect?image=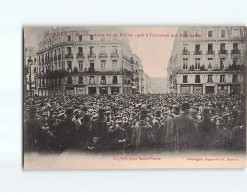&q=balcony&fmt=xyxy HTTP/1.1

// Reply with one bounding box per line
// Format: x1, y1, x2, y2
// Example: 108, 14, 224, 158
65, 54, 73, 59
99, 53, 107, 57
182, 50, 190, 55
88, 53, 96, 58
206, 50, 215, 55
219, 50, 228, 54
231, 49, 240, 55
111, 53, 119, 57
76, 53, 84, 58
194, 50, 202, 55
